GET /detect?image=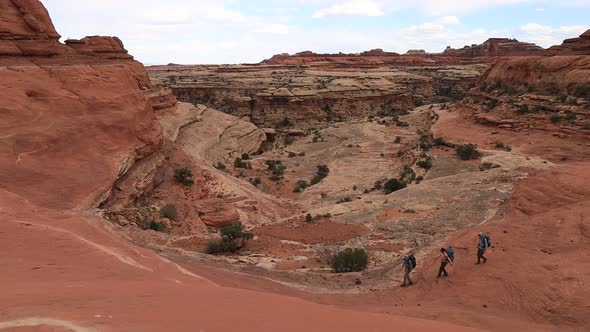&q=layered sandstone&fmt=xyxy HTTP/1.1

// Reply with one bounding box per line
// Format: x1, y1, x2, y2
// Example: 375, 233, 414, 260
547, 29, 590, 55
443, 37, 545, 58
